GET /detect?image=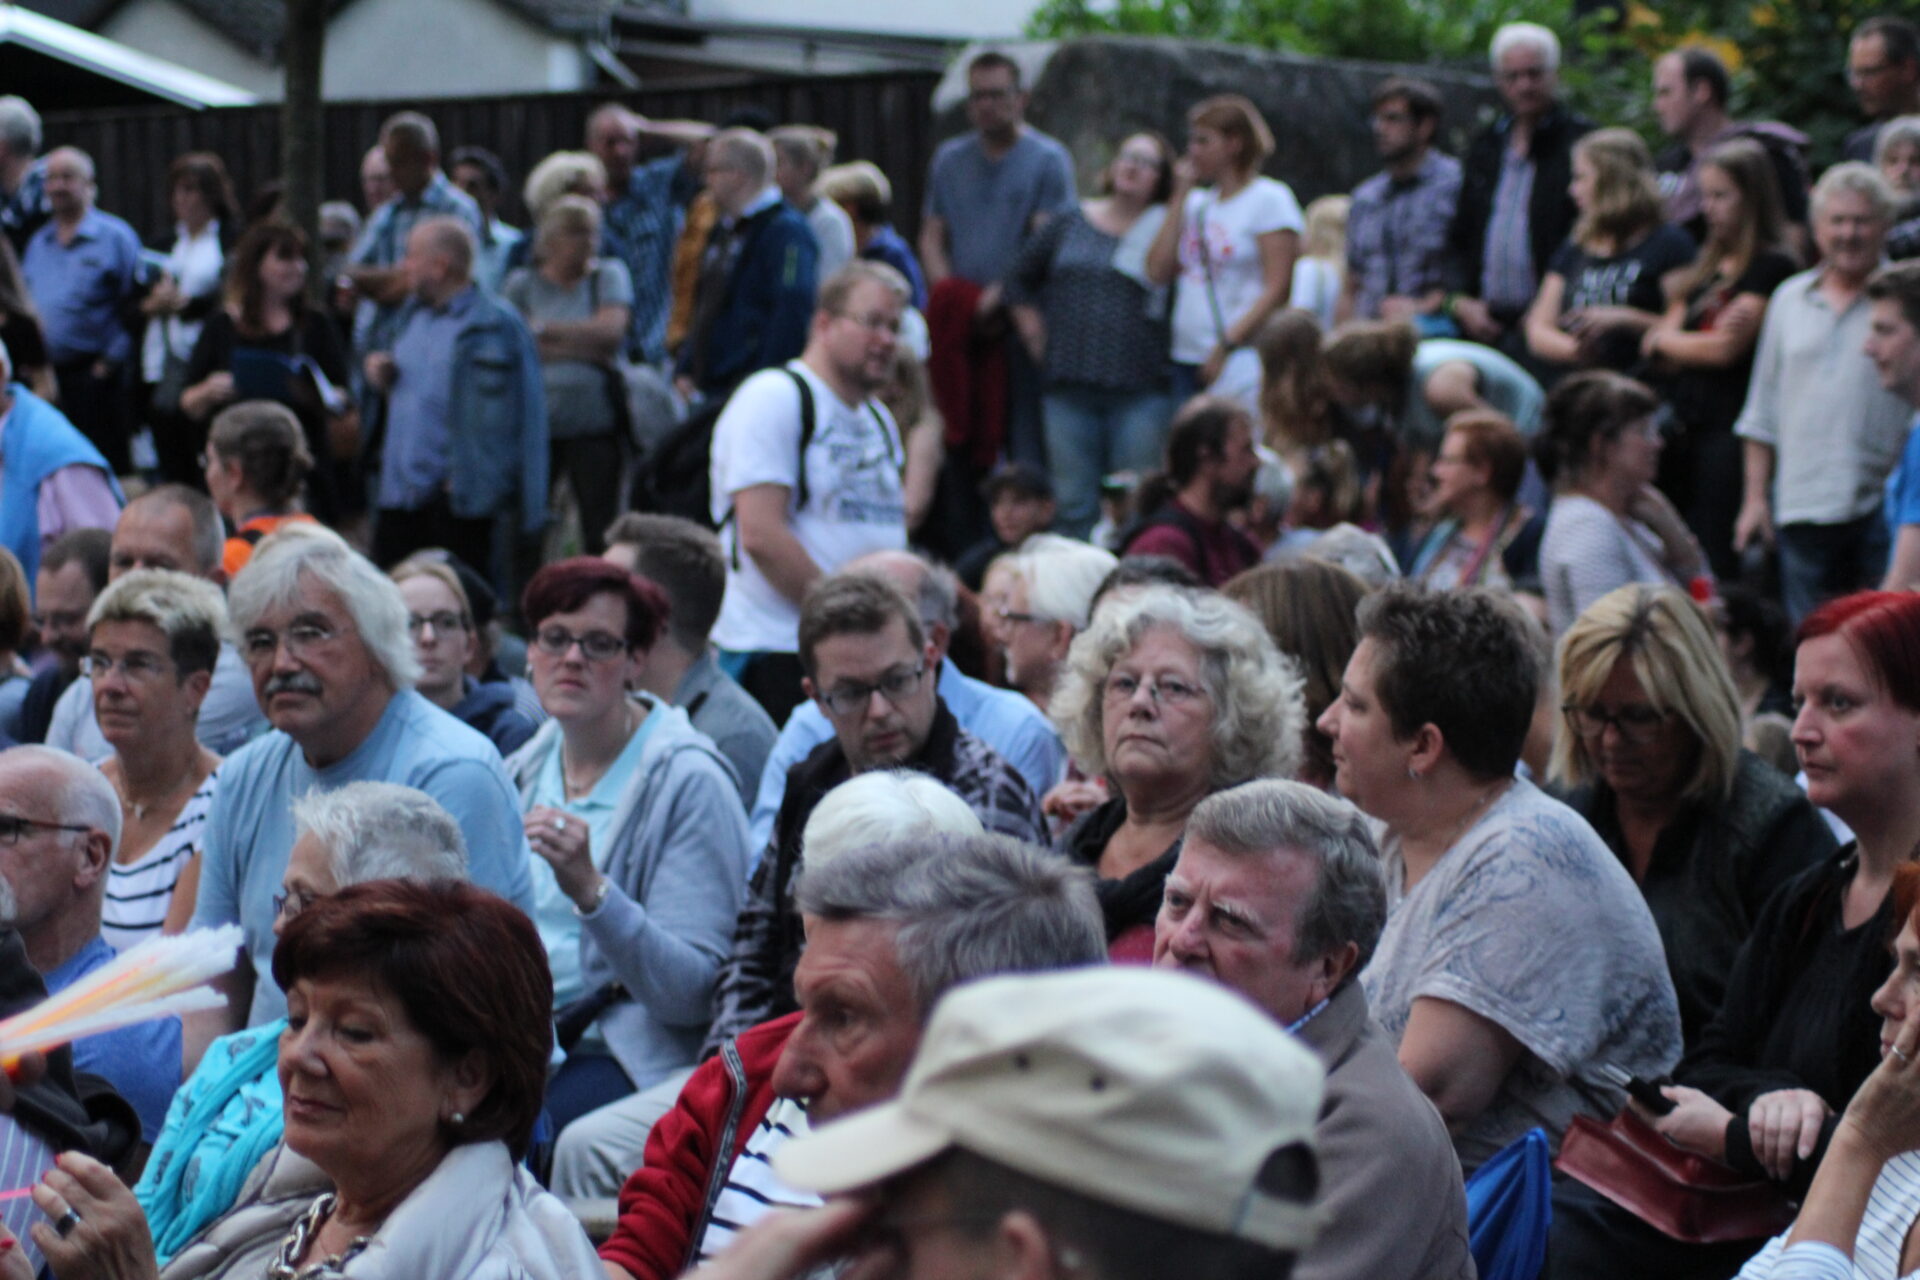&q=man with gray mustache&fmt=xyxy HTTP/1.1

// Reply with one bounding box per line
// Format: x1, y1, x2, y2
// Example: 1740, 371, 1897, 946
184, 524, 533, 1067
